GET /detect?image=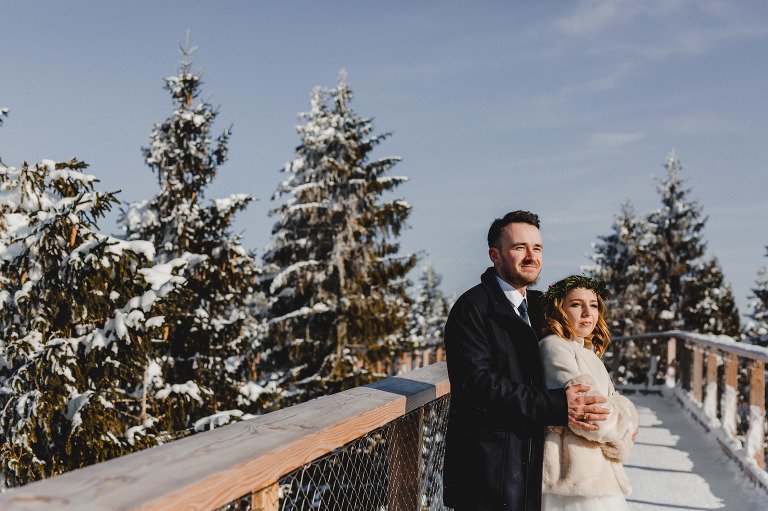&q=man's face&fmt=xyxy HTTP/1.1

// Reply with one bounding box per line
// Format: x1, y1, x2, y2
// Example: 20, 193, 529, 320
489, 222, 543, 291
